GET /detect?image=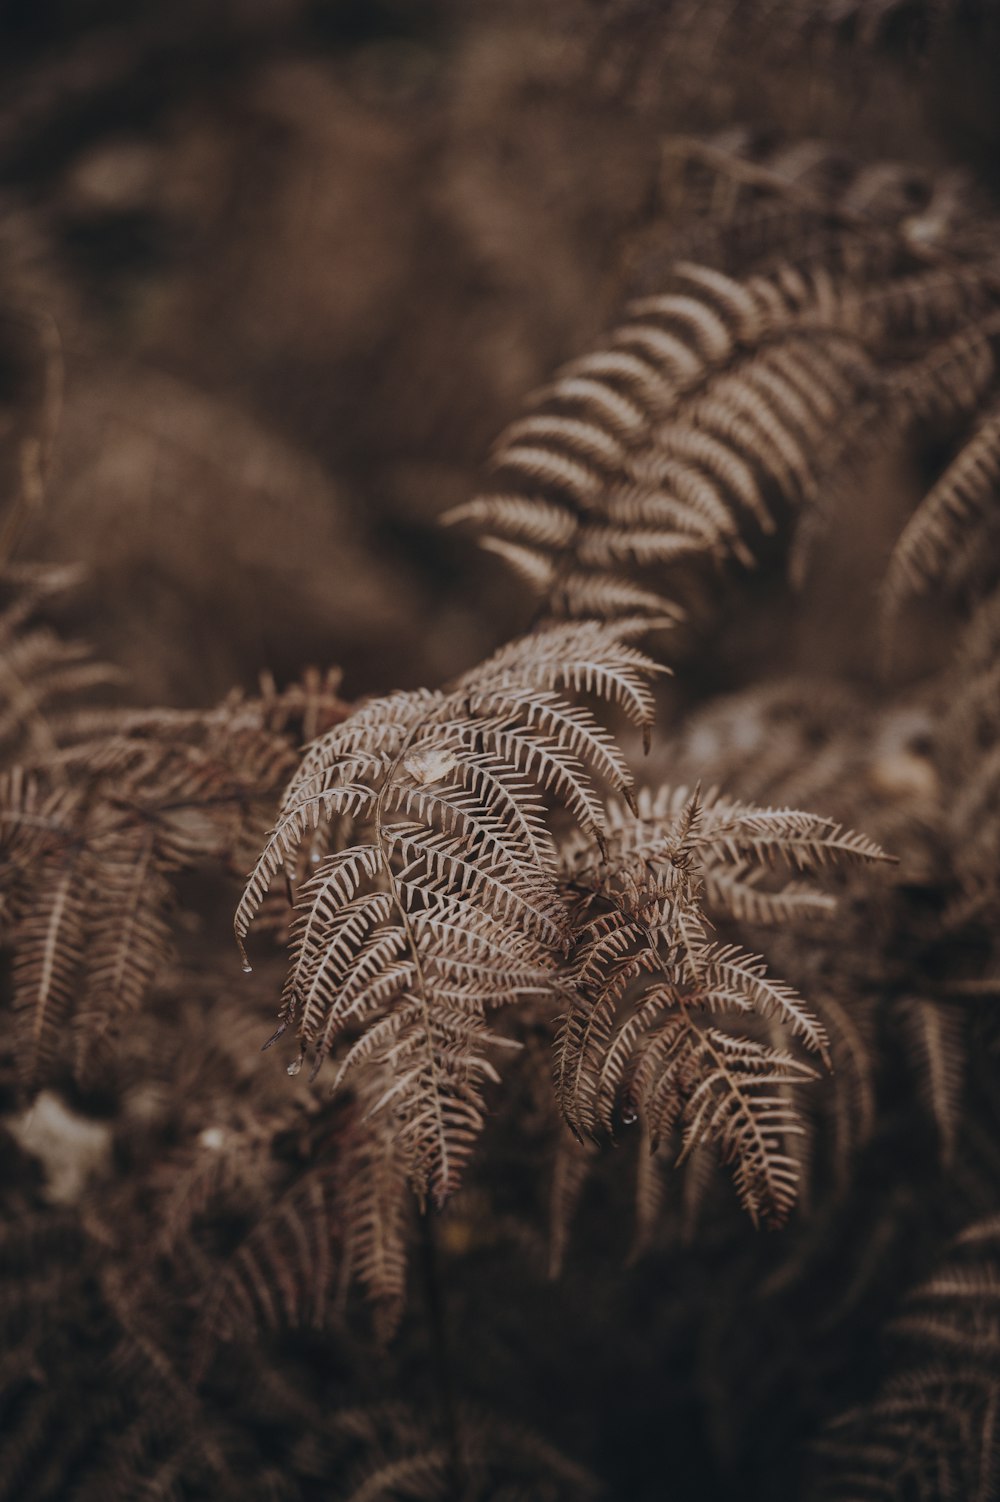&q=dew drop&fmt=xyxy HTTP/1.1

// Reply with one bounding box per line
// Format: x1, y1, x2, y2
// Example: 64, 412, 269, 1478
621, 1107, 638, 1126
241, 962, 253, 975
287, 1056, 303, 1077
